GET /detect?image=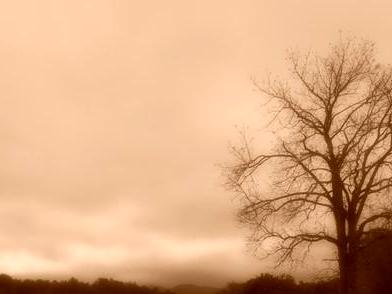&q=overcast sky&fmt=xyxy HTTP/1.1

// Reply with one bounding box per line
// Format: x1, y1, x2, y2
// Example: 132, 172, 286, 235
0, 0, 392, 288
